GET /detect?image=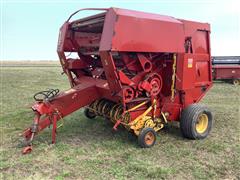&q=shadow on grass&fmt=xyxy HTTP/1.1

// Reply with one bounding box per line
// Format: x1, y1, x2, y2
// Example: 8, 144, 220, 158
213, 80, 234, 85
12, 111, 140, 150
160, 122, 184, 140
10, 109, 191, 151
